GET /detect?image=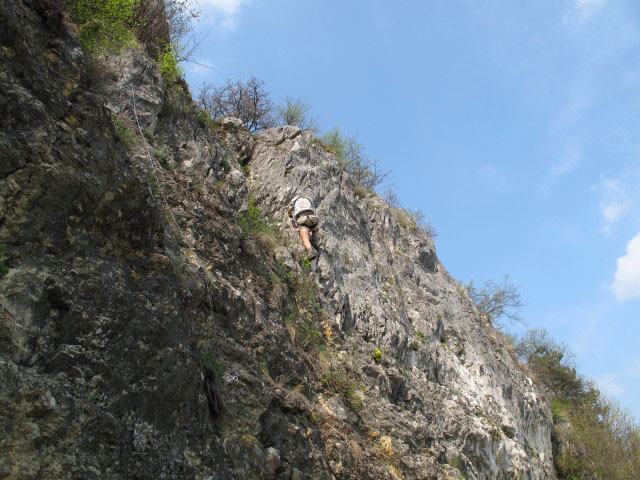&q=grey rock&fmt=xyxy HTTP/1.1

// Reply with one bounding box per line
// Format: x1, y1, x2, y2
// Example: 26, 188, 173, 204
0, 1, 555, 479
